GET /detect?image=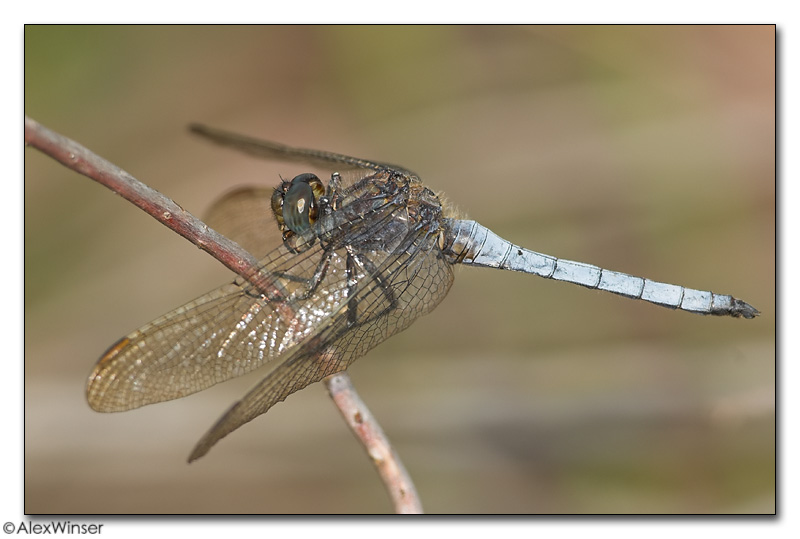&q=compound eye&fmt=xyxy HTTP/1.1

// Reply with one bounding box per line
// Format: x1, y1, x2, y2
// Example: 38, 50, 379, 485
282, 173, 325, 231
283, 177, 316, 234
272, 173, 326, 253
